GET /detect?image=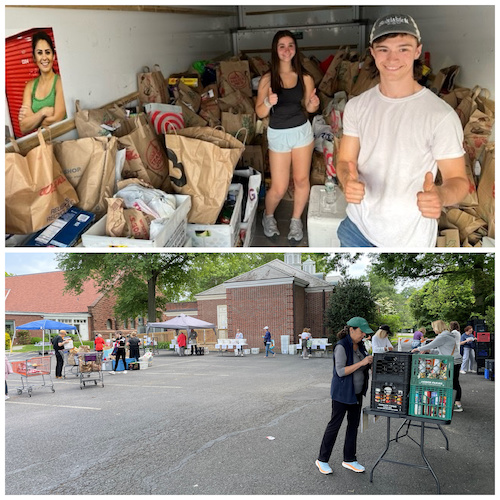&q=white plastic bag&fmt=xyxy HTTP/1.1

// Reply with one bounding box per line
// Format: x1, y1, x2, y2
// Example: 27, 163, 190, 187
114, 184, 177, 219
